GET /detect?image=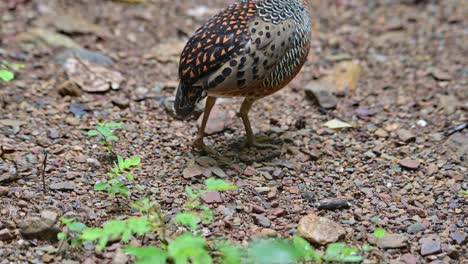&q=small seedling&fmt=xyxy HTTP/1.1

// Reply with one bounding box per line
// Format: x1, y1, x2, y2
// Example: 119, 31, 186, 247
0, 60, 24, 82
81, 216, 150, 250
94, 155, 141, 205
322, 242, 364, 263
87, 122, 123, 156
57, 217, 87, 252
